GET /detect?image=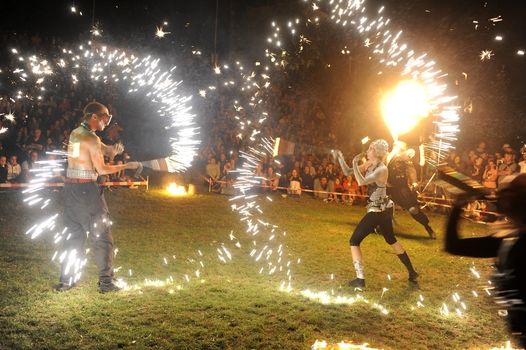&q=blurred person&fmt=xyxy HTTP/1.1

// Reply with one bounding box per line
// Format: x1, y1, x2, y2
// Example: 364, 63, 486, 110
7, 155, 22, 182
263, 167, 279, 191
24, 128, 45, 154
21, 150, 42, 182
483, 159, 498, 190
519, 146, 526, 174
0, 155, 7, 183
343, 174, 359, 205
287, 168, 302, 198
502, 143, 514, 154
498, 151, 518, 186
313, 164, 327, 197
301, 165, 314, 191
475, 141, 487, 157
333, 177, 345, 202
254, 163, 265, 178
55, 102, 139, 293
326, 162, 337, 196
446, 174, 526, 348
452, 155, 464, 173
334, 140, 418, 288
206, 158, 220, 183
470, 157, 484, 183
219, 162, 236, 195
0, 141, 6, 158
